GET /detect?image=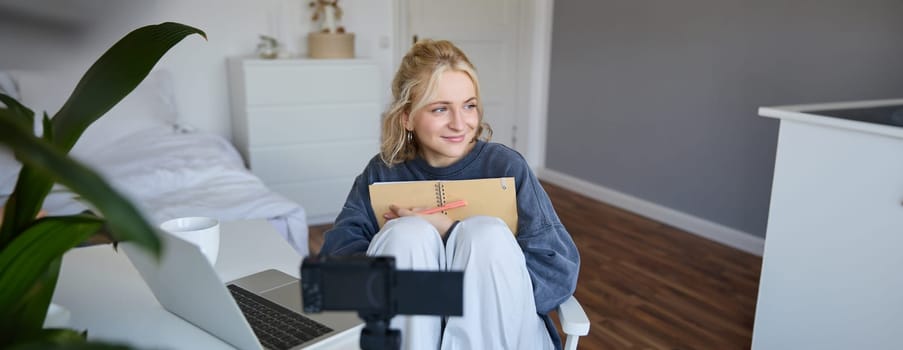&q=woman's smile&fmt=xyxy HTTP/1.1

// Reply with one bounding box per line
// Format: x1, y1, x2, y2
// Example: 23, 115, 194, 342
443, 135, 466, 143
